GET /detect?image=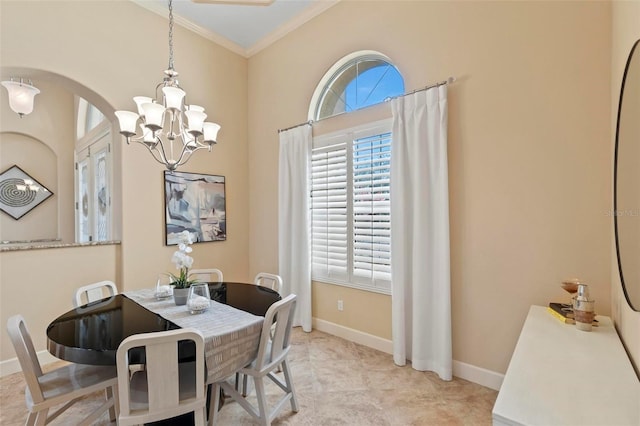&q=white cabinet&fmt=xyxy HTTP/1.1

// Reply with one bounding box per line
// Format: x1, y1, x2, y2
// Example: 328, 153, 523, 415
492, 305, 640, 426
